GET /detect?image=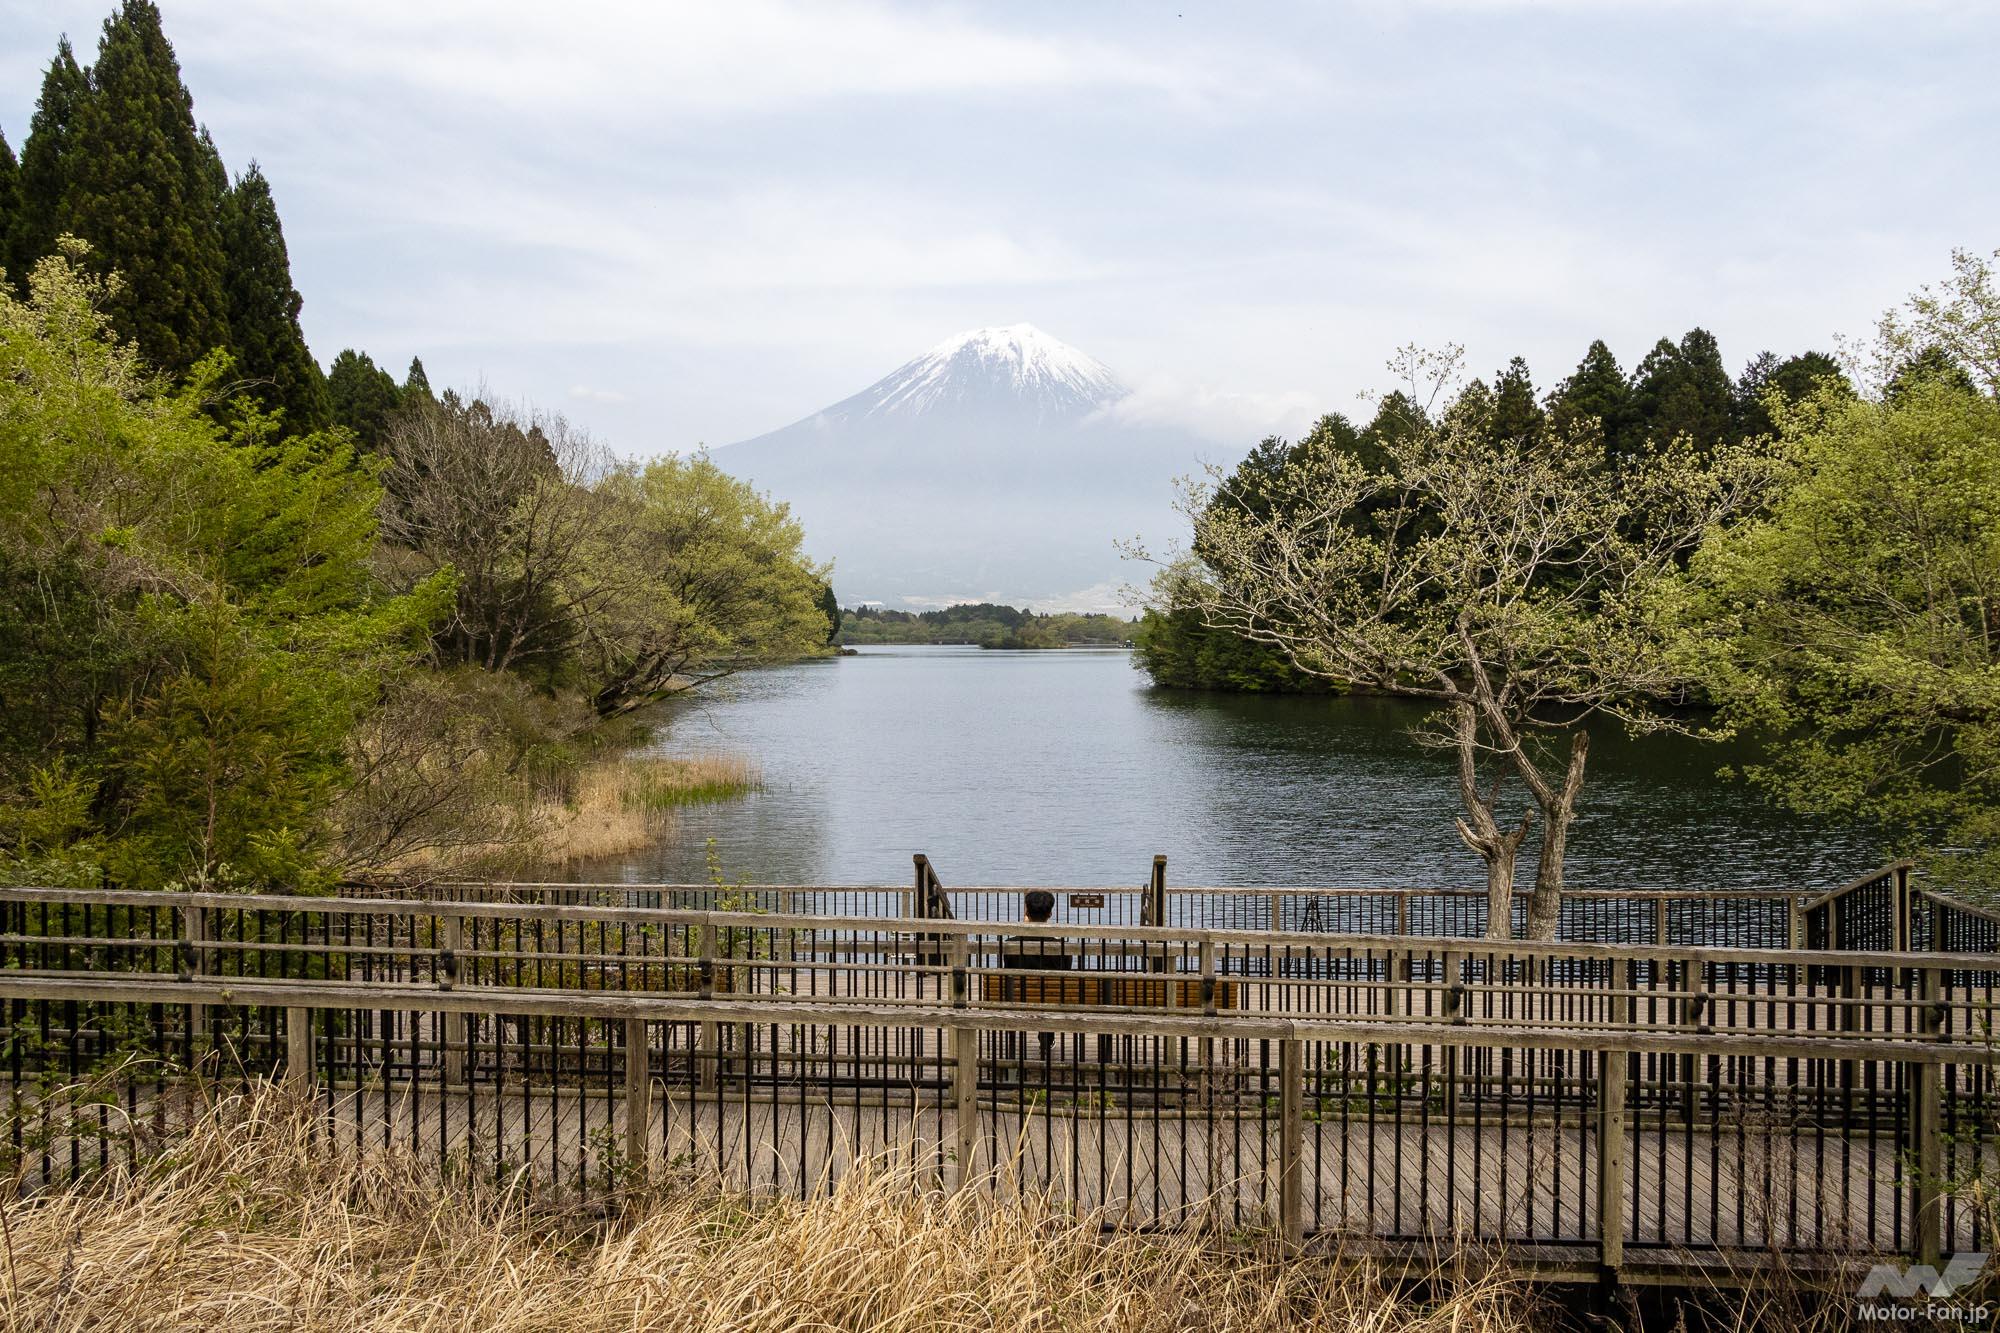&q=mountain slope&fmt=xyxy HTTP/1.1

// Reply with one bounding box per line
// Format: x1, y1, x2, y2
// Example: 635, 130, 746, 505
714, 325, 1204, 611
